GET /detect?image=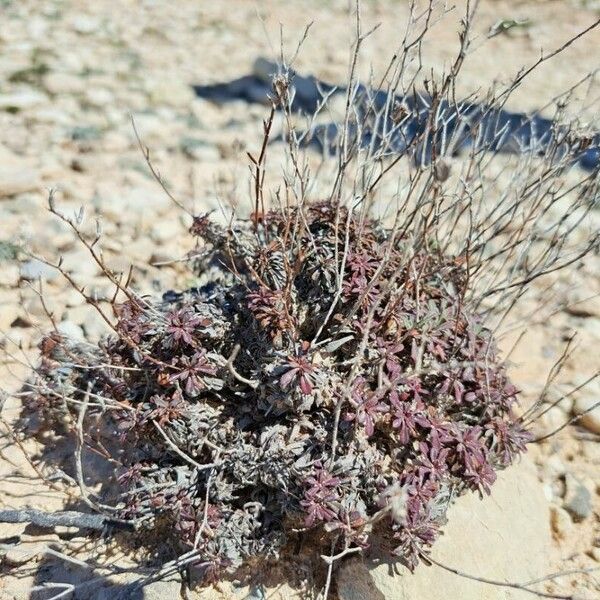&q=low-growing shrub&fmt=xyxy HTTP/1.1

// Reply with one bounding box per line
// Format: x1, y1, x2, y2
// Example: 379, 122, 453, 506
27, 202, 532, 578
